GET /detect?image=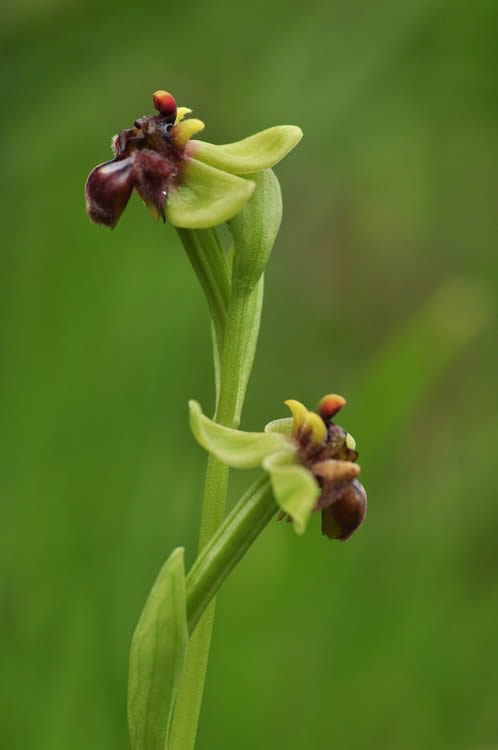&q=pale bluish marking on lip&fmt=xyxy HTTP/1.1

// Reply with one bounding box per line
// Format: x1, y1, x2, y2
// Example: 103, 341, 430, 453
100, 157, 133, 176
